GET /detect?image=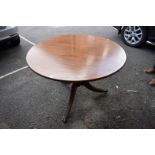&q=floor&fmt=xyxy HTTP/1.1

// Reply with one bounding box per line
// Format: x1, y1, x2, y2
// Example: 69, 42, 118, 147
0, 26, 154, 129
